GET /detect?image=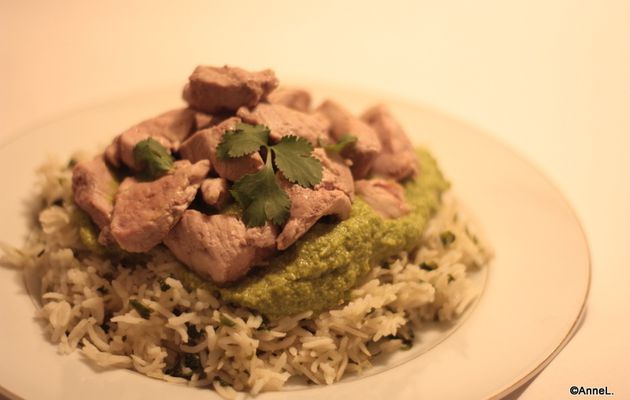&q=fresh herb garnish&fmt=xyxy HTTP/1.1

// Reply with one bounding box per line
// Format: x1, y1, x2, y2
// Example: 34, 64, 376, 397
440, 231, 456, 247
133, 138, 174, 180
217, 123, 323, 227
129, 299, 151, 319
322, 133, 357, 153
